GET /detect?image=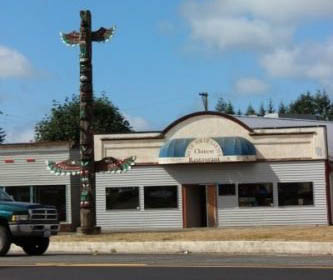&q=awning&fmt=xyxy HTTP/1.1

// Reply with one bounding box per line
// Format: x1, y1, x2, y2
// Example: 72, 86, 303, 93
159, 137, 256, 164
